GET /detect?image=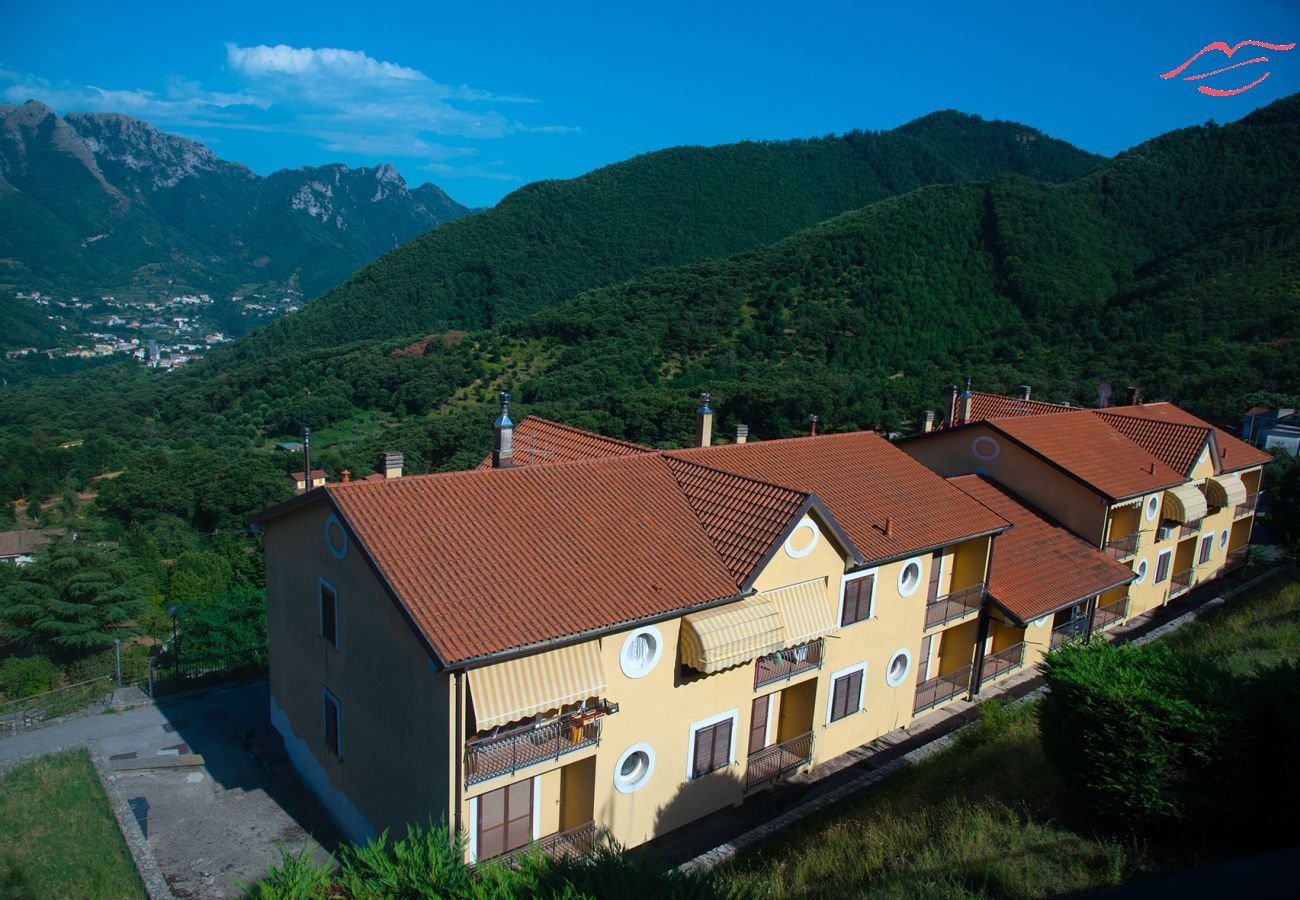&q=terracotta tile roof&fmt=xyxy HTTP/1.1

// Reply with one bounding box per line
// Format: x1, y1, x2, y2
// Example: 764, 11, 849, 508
1100, 403, 1273, 472
476, 416, 651, 470
664, 456, 811, 584
1094, 412, 1210, 476
289, 469, 328, 481
988, 414, 1185, 501
668, 431, 1009, 564
948, 475, 1134, 623
0, 529, 60, 559
1245, 406, 1269, 416
966, 391, 1075, 422
326, 455, 741, 665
